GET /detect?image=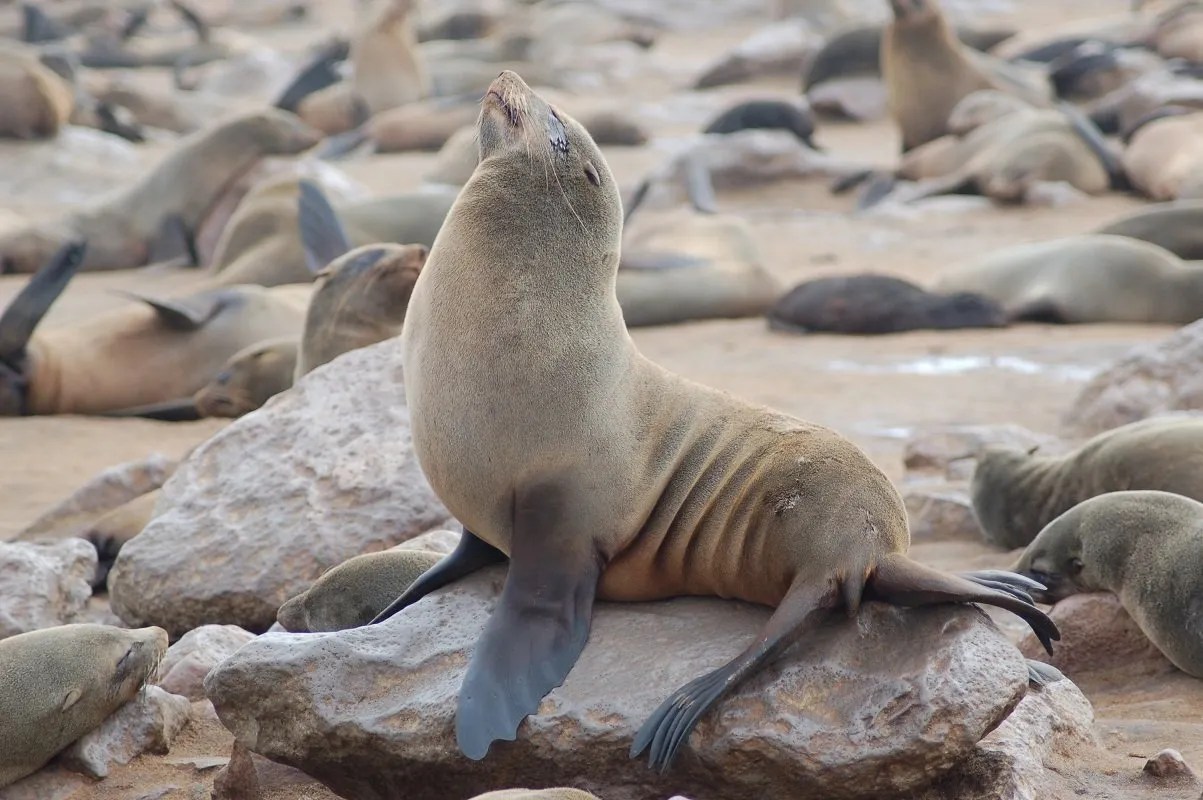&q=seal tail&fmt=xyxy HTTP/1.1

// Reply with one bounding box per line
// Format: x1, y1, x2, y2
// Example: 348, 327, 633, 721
866, 554, 1060, 655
